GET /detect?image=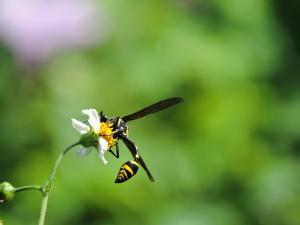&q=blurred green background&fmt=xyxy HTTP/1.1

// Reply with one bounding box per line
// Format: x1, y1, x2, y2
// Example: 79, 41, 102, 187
1, 0, 300, 224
